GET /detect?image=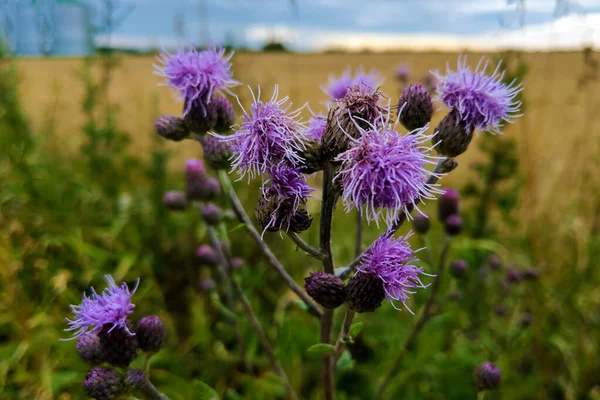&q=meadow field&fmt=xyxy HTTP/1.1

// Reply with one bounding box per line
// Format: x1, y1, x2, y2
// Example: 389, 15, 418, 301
1, 50, 600, 399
